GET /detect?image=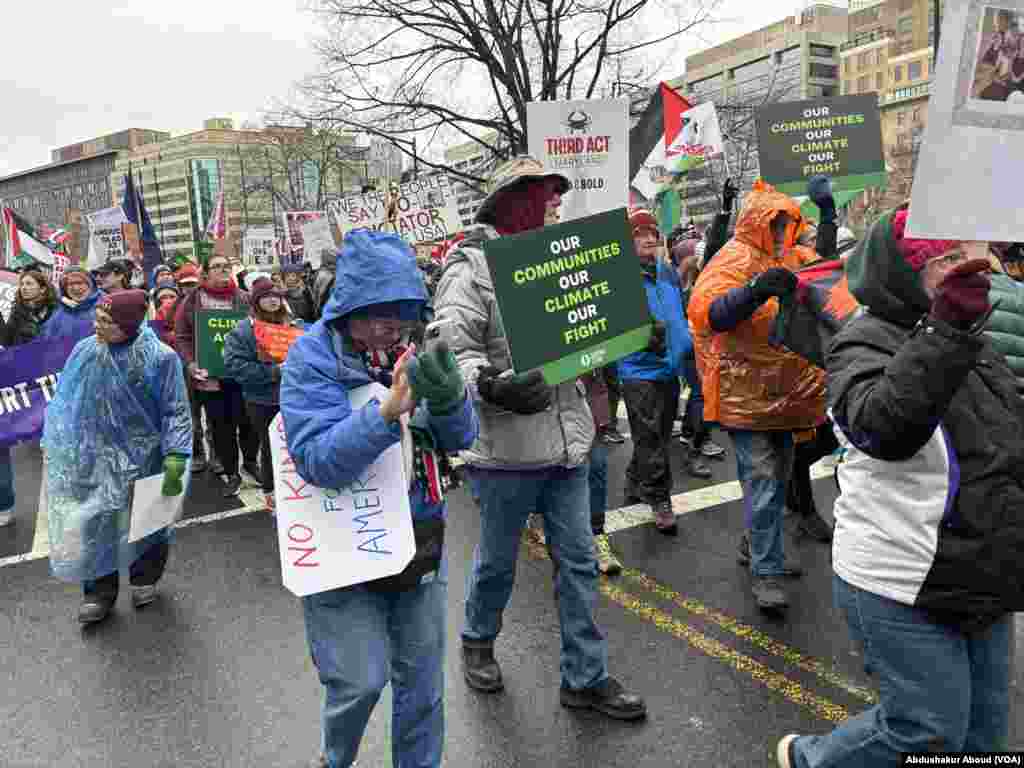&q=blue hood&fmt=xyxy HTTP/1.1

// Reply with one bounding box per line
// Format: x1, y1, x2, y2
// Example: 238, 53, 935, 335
320, 230, 428, 325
